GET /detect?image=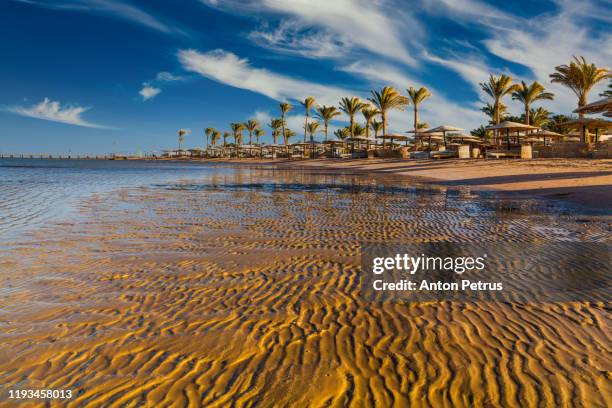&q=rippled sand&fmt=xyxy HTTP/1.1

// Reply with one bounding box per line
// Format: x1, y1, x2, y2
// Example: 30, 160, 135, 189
0, 169, 610, 407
